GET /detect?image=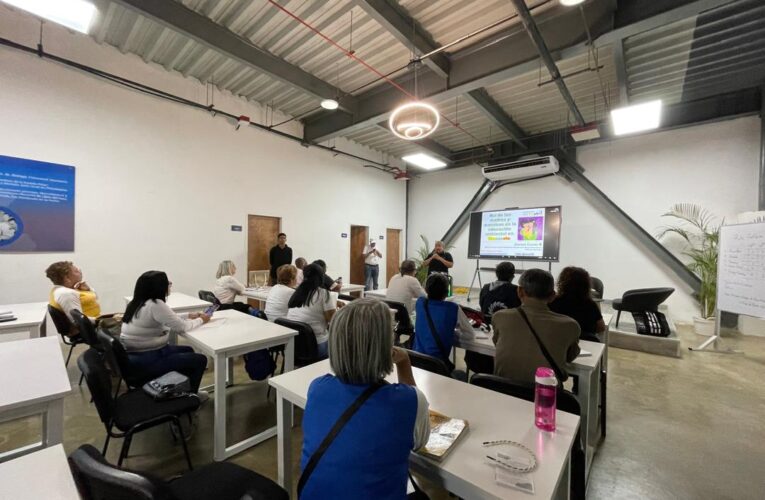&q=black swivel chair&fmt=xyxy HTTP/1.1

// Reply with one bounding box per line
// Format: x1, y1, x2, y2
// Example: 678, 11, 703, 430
590, 277, 604, 300
470, 374, 586, 500
382, 300, 414, 346
274, 318, 321, 367
612, 287, 674, 327
404, 348, 452, 378
48, 305, 85, 367
77, 349, 200, 469
69, 444, 288, 500
197, 290, 220, 305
